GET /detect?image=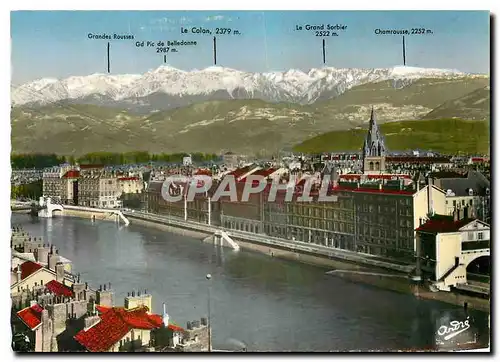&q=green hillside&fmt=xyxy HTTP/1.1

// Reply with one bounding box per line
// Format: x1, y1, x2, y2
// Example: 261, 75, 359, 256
293, 119, 490, 155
